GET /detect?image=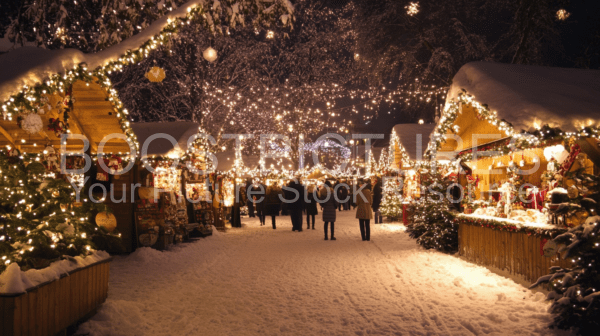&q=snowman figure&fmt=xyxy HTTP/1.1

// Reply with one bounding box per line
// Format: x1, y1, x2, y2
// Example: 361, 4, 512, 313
43, 145, 59, 172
